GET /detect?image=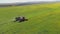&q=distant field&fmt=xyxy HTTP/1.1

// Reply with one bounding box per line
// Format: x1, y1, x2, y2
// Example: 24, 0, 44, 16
0, 3, 60, 34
